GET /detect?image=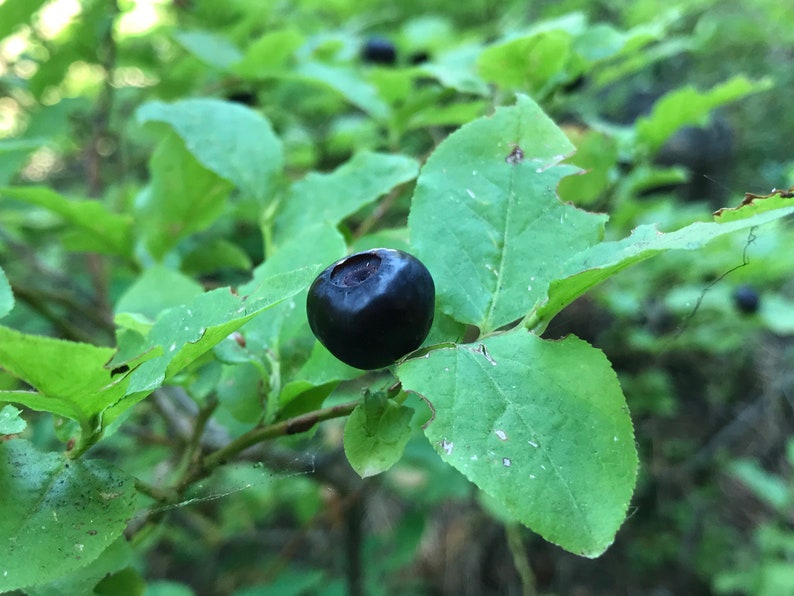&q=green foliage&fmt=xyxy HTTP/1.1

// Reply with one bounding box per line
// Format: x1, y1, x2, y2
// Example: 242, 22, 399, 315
0, 440, 137, 593
714, 442, 794, 595
409, 95, 606, 334
343, 389, 414, 478
399, 333, 637, 557
635, 75, 772, 153
1, 0, 792, 593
